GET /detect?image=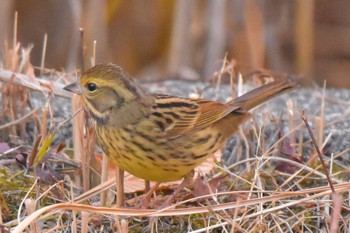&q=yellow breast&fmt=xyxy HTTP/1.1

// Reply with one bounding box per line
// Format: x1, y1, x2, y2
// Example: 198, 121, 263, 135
96, 120, 224, 182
